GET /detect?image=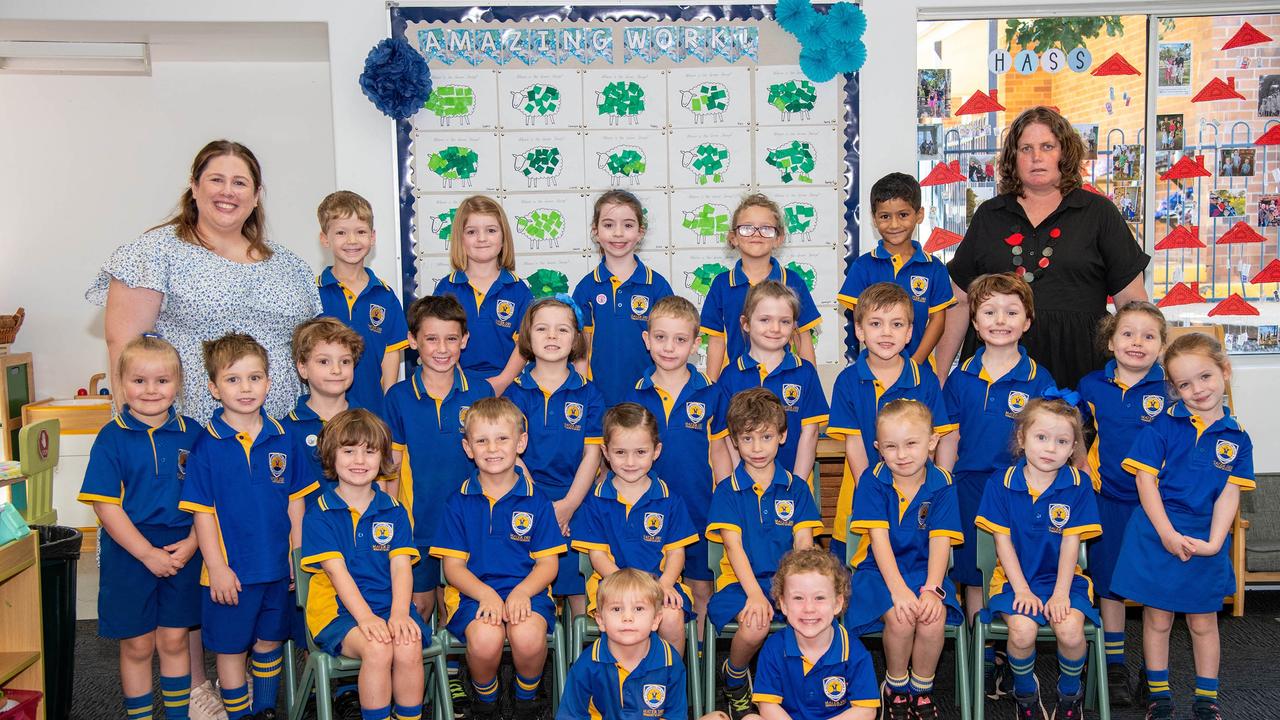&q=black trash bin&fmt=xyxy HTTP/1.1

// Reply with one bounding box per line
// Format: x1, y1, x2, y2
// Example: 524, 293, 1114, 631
36, 525, 81, 720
